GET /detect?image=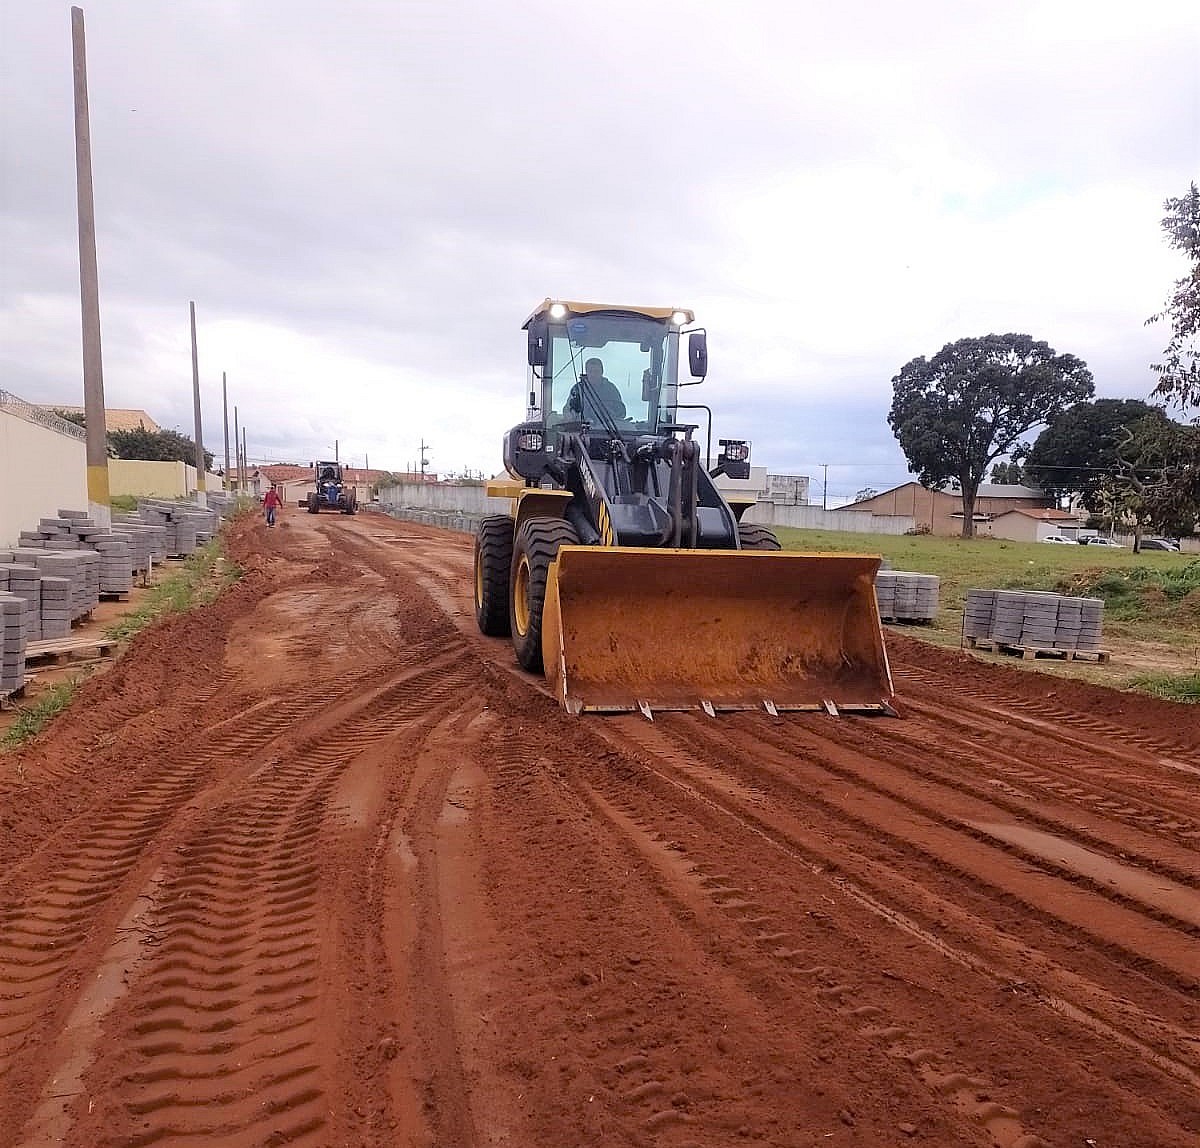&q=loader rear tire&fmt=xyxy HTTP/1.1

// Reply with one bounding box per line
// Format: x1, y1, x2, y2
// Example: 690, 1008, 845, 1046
738, 523, 781, 551
307, 493, 319, 514
474, 515, 514, 637
509, 517, 579, 673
